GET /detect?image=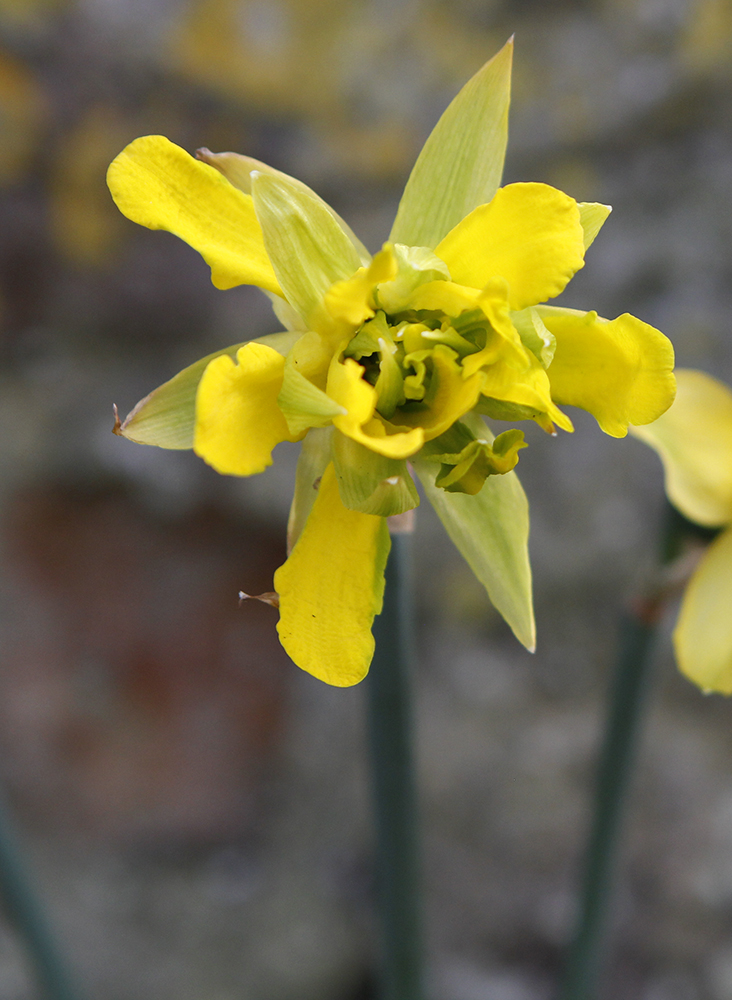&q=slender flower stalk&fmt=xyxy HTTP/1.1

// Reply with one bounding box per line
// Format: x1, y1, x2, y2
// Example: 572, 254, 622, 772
368, 526, 424, 1000
560, 605, 659, 1000
0, 792, 84, 1000
561, 503, 701, 1000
